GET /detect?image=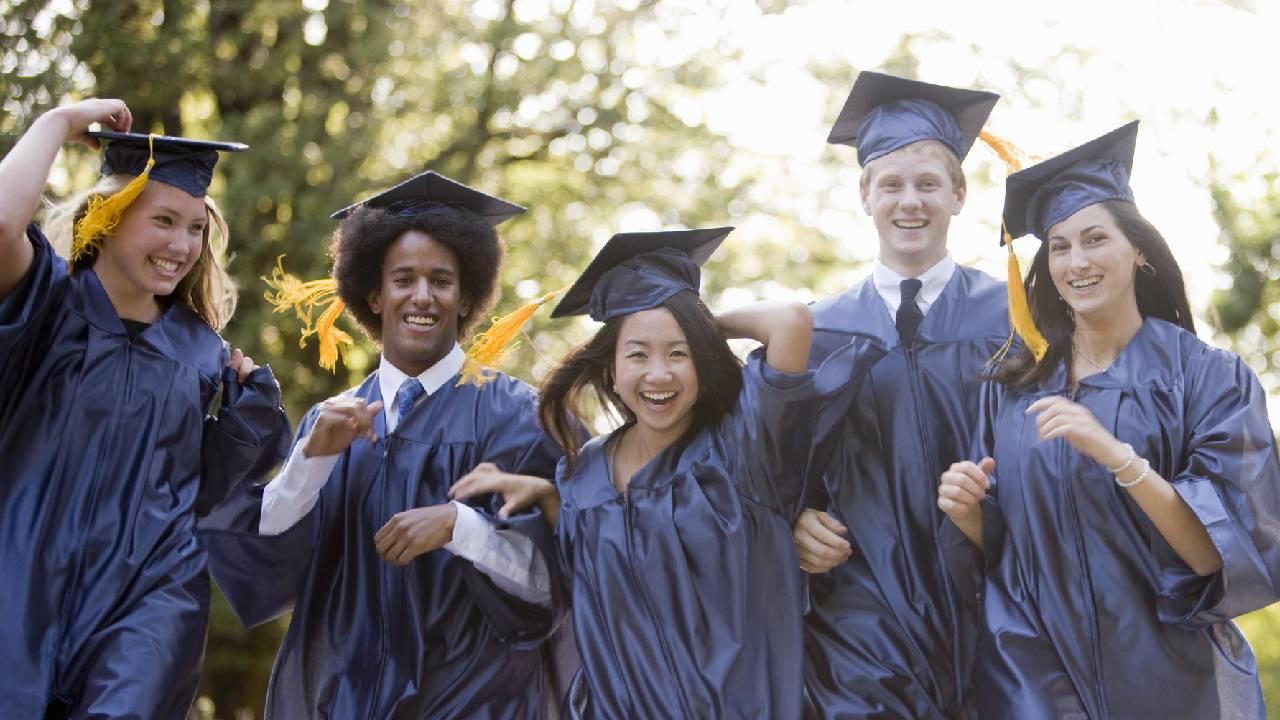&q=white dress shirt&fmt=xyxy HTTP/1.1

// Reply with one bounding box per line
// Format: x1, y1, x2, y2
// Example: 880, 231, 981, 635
871, 254, 956, 317
258, 345, 551, 606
